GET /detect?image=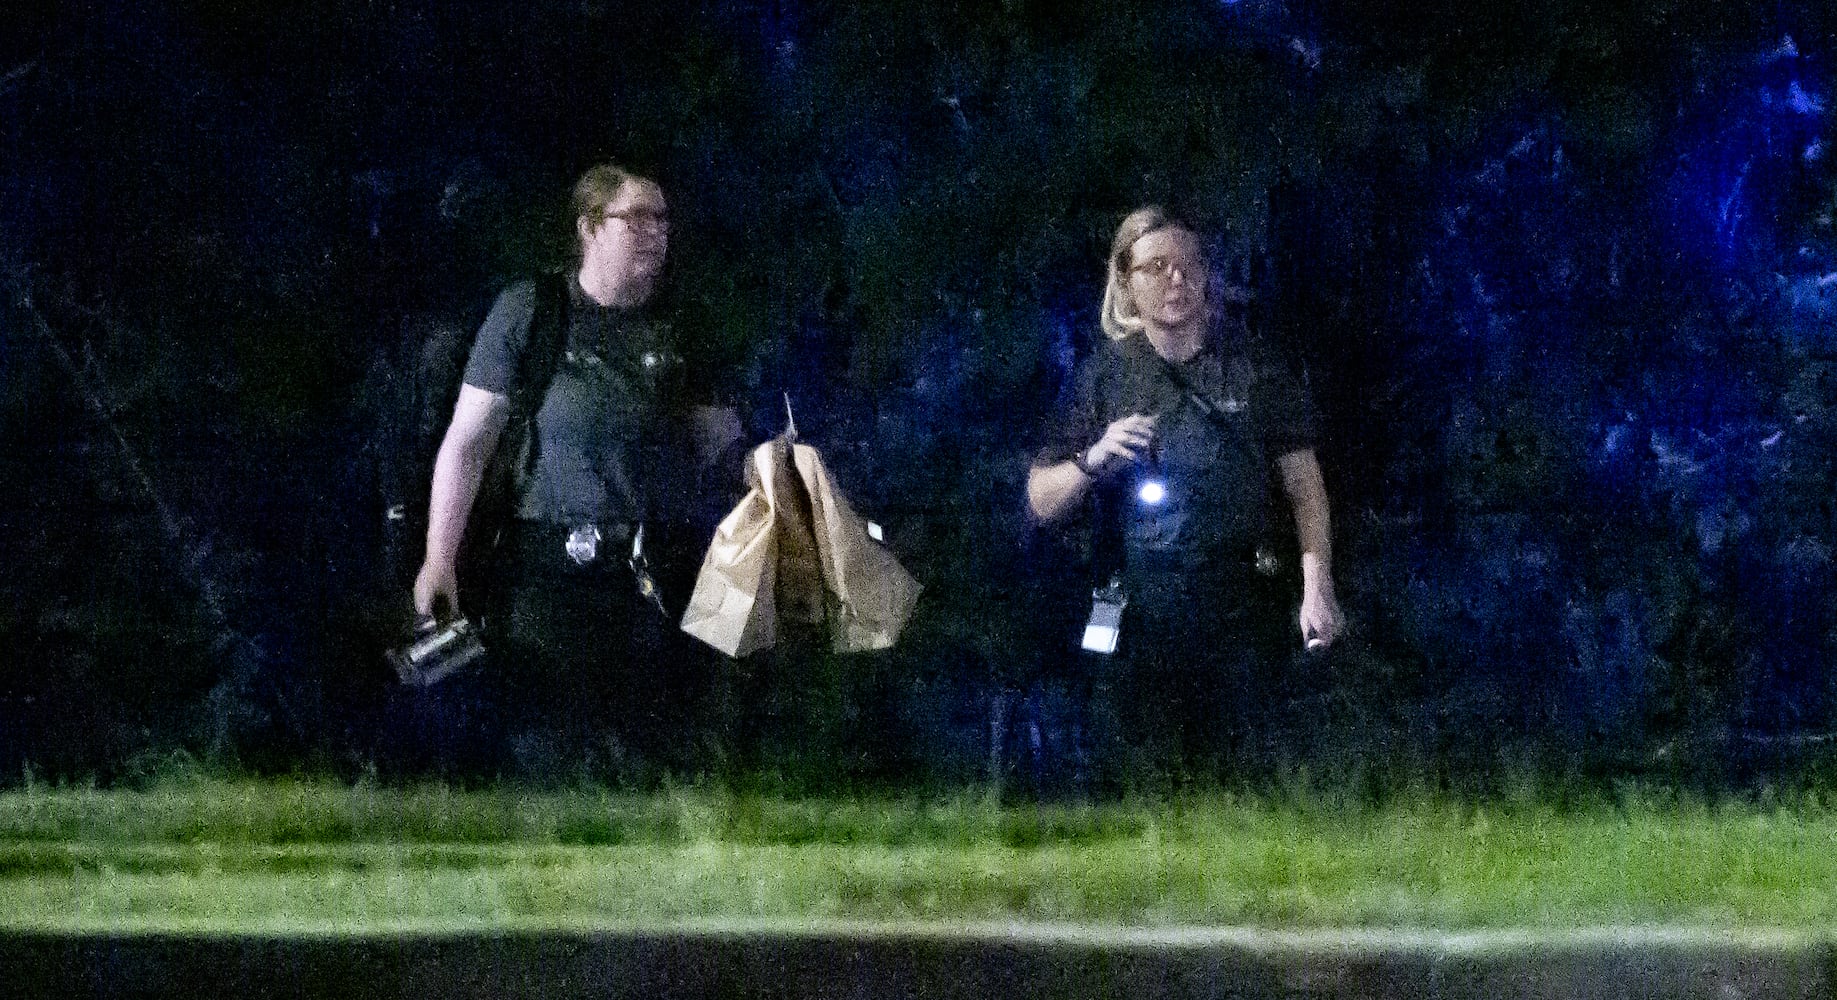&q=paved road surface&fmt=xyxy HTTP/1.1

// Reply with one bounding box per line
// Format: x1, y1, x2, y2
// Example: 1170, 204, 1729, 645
2, 923, 1830, 999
